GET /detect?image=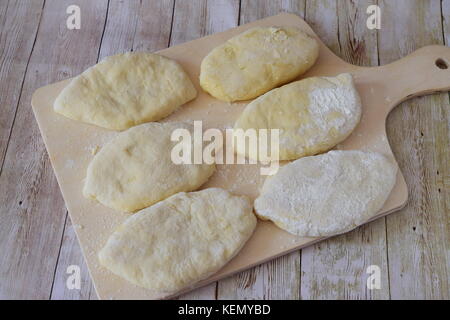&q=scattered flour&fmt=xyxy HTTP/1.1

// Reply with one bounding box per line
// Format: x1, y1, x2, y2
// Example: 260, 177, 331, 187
306, 84, 357, 139
254, 150, 397, 237
297, 75, 361, 148
64, 159, 75, 169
